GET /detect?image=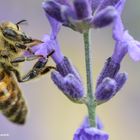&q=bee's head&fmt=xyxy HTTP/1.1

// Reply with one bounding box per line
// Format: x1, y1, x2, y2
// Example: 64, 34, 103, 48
0, 20, 33, 45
